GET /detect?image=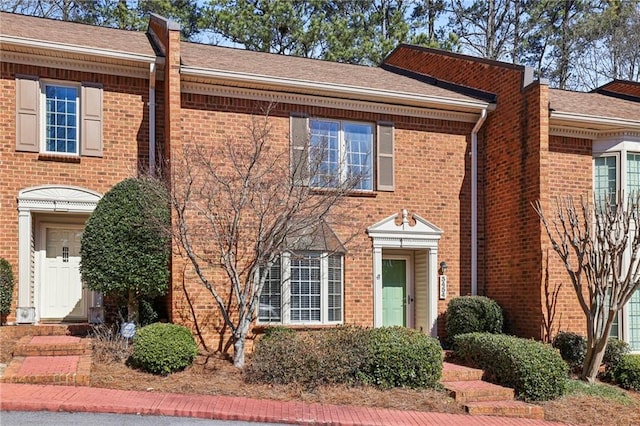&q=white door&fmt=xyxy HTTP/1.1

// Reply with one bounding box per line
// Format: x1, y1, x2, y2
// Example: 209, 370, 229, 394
40, 225, 87, 320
